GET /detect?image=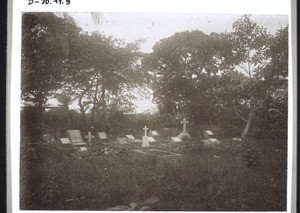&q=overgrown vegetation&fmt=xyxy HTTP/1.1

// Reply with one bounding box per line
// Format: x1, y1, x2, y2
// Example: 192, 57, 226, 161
20, 129, 287, 210
20, 13, 288, 211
